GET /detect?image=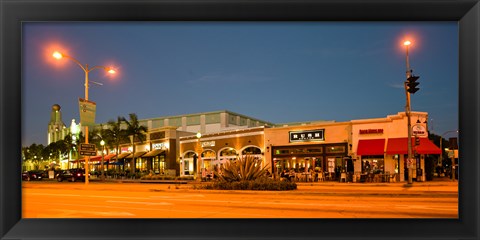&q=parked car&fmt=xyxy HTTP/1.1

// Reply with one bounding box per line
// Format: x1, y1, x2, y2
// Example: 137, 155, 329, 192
56, 169, 88, 182
22, 170, 46, 181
